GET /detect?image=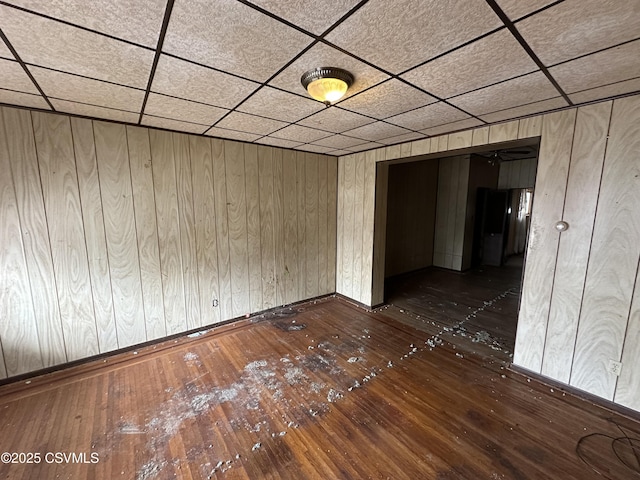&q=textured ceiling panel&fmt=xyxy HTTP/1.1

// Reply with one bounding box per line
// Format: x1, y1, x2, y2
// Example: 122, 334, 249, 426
0, 58, 38, 93
205, 127, 261, 142
31, 66, 145, 111
421, 118, 483, 136
269, 42, 389, 100
238, 87, 323, 123
337, 80, 437, 119
517, 0, 640, 66
142, 115, 208, 134
247, 0, 363, 35
325, 0, 502, 74
215, 111, 288, 136
311, 134, 371, 149
479, 96, 568, 123
0, 89, 49, 109
0, 5, 155, 88
569, 78, 640, 105
298, 106, 374, 133
549, 40, 640, 94
270, 124, 332, 143
144, 93, 228, 125
386, 102, 470, 131
0, 37, 13, 59
256, 137, 302, 149
343, 121, 411, 142
164, 0, 313, 82
378, 131, 426, 145
495, 0, 557, 21
51, 99, 139, 123
401, 29, 537, 99
151, 55, 258, 109
3, 0, 167, 48
449, 72, 559, 116
0, 0, 638, 153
